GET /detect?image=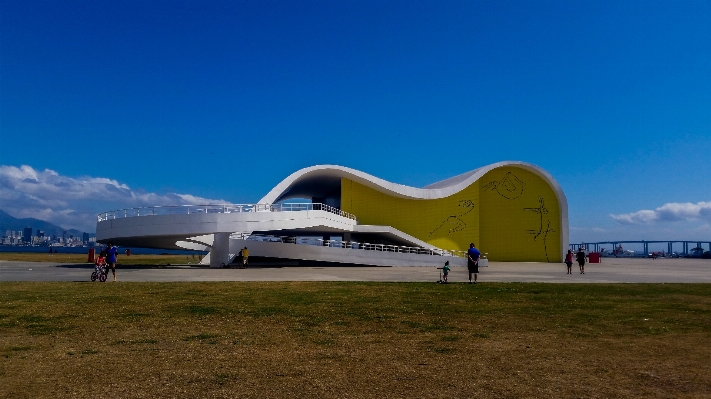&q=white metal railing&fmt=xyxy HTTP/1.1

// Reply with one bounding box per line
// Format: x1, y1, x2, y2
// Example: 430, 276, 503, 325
97, 203, 357, 222
230, 232, 467, 258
